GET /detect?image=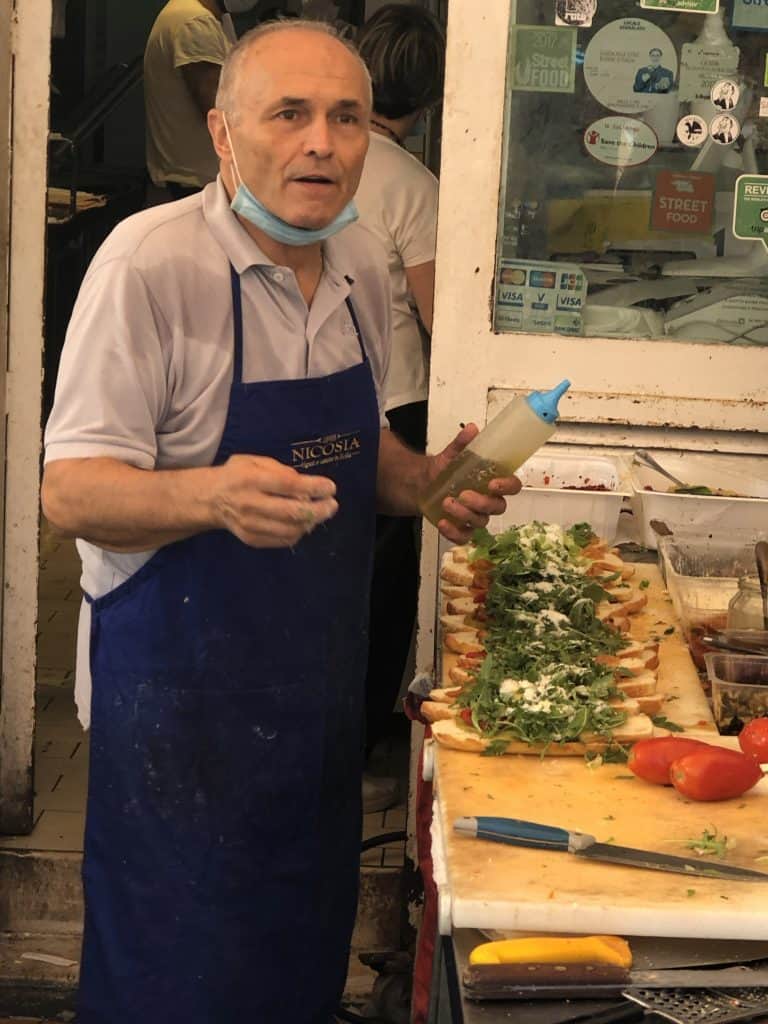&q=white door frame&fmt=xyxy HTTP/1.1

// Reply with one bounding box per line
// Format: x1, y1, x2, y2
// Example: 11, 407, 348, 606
0, 0, 50, 834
